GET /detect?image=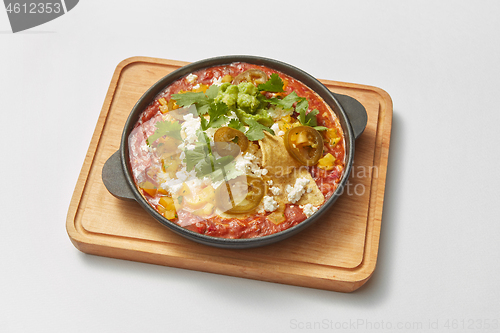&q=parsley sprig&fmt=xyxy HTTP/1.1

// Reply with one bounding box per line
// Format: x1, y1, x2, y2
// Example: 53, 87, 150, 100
171, 85, 219, 115
245, 119, 274, 141
261, 80, 326, 131
184, 137, 239, 182
257, 73, 284, 92
265, 91, 303, 110
147, 120, 182, 145
200, 102, 229, 131
296, 99, 327, 131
